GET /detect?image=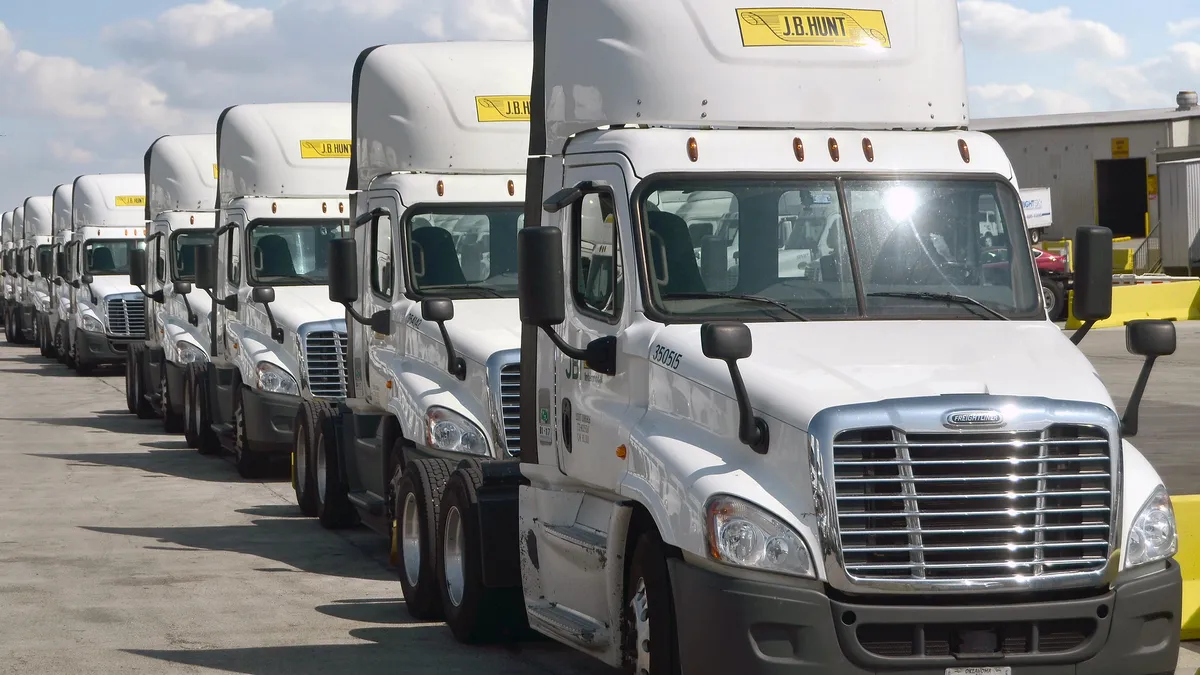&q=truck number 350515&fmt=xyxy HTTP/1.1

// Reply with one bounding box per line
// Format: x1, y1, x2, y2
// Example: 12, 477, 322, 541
651, 345, 682, 370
